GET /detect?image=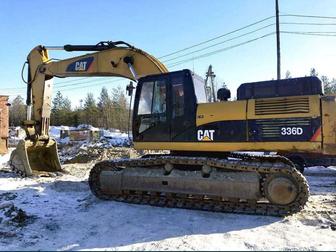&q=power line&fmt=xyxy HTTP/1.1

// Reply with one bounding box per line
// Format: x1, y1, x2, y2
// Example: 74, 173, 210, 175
0, 86, 26, 90
54, 76, 125, 86
162, 23, 335, 65
281, 21, 336, 26
0, 77, 122, 91
168, 32, 275, 68
54, 77, 123, 88
159, 14, 336, 60
294, 31, 336, 34
281, 13, 336, 20
0, 76, 115, 90
281, 31, 336, 36
167, 30, 336, 68
54, 76, 116, 85
56, 79, 125, 92
163, 23, 275, 63
53, 77, 89, 85
158, 15, 276, 59
52, 75, 121, 86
